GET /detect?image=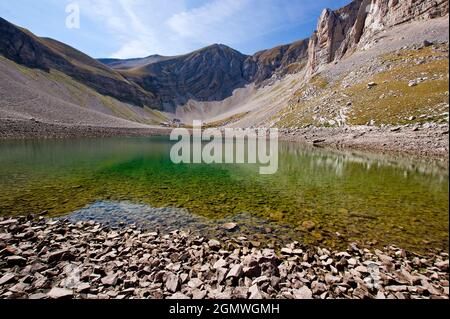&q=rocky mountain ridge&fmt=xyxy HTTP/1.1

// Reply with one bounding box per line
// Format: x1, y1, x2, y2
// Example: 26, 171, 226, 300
0, 0, 448, 115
